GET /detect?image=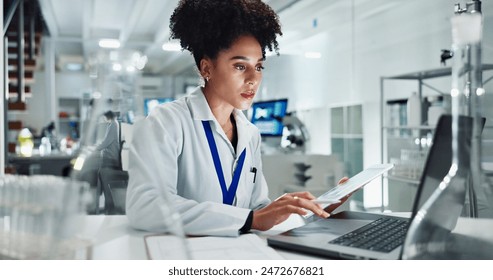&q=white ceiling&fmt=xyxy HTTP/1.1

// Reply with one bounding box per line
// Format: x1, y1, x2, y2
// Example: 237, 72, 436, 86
37, 0, 400, 76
